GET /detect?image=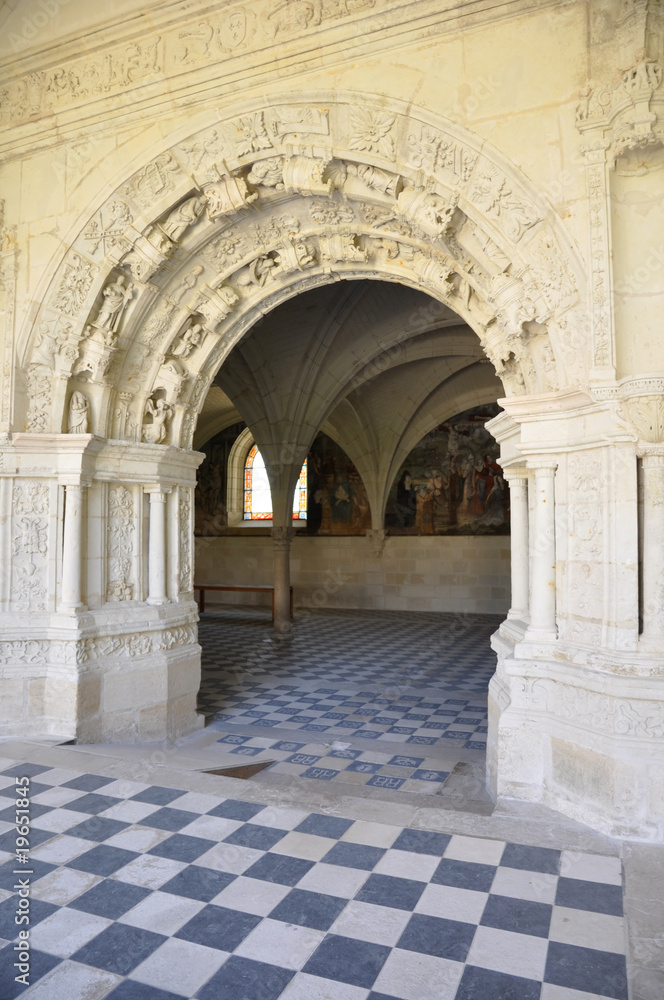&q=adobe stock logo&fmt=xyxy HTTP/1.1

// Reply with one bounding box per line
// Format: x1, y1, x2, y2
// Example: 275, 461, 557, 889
8, 0, 73, 55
